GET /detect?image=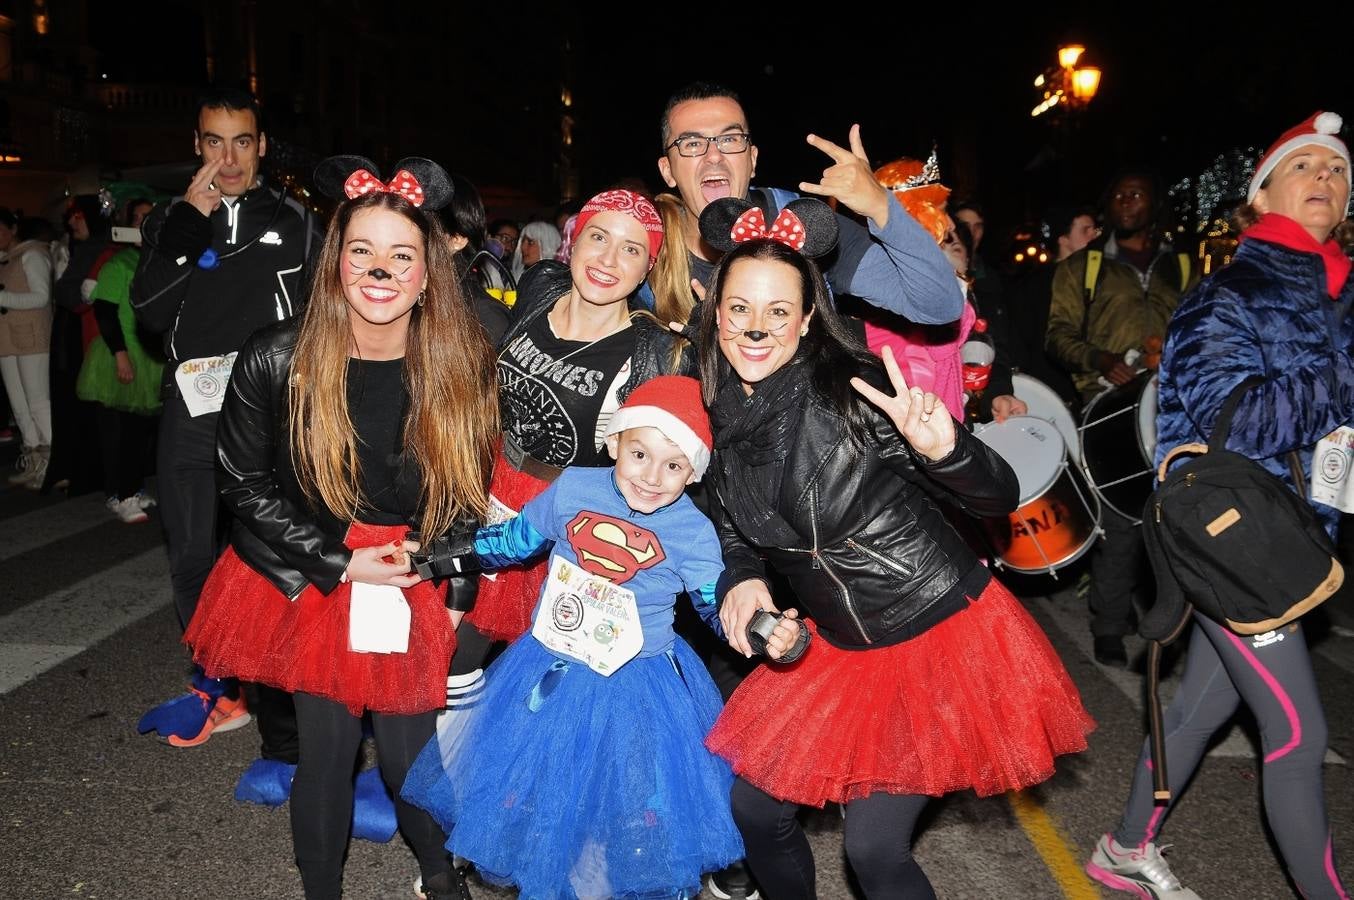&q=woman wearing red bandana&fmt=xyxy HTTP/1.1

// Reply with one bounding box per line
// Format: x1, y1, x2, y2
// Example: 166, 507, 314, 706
450, 189, 689, 681
1085, 113, 1352, 900
183, 156, 499, 899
